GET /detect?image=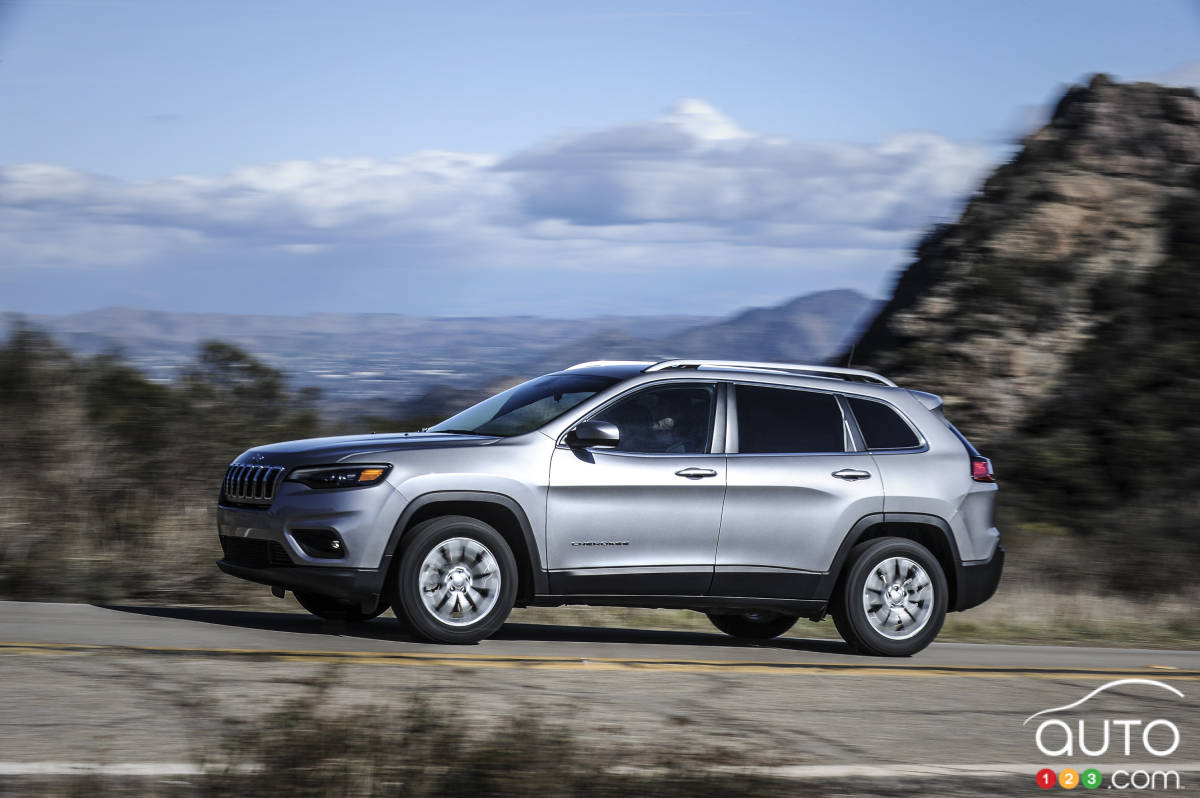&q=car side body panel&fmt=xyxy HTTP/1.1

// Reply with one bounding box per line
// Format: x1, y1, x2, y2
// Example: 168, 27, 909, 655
716, 452, 883, 575
546, 447, 726, 594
